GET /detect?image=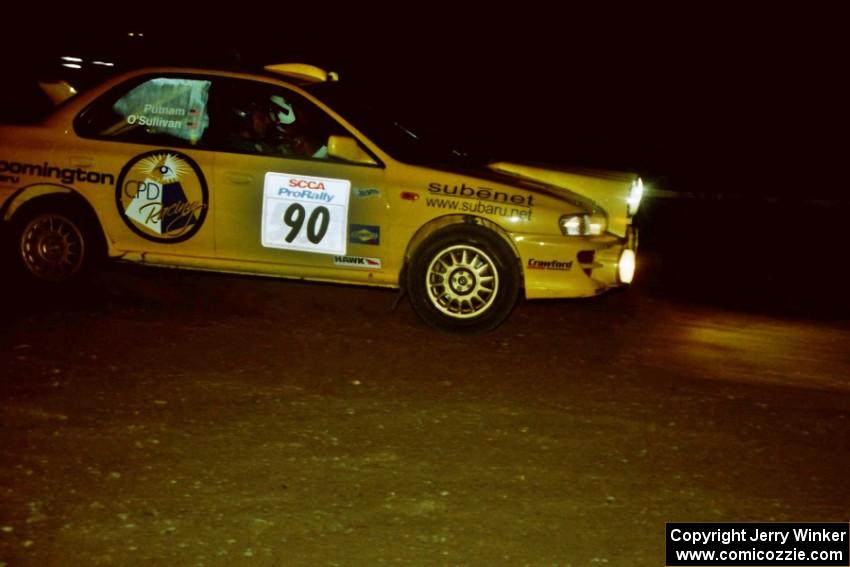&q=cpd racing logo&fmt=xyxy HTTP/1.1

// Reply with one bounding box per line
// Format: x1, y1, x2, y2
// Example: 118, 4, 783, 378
115, 150, 208, 243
